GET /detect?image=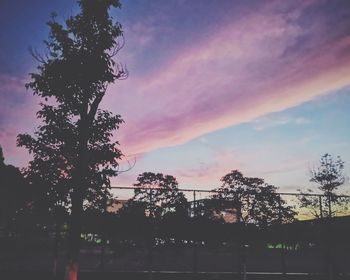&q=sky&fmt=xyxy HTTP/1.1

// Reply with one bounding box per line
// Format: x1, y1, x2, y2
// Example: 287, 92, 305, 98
1, 0, 350, 193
